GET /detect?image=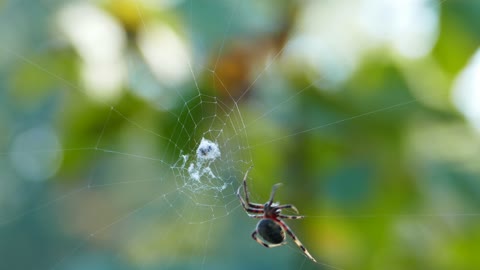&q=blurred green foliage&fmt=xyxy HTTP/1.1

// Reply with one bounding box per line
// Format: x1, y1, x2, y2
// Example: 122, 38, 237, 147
1, 0, 480, 270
